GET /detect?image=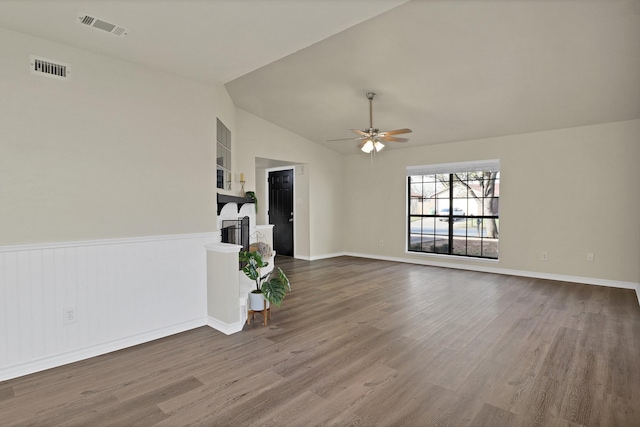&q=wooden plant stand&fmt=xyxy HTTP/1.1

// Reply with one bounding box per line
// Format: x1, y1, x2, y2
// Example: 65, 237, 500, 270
247, 300, 271, 326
